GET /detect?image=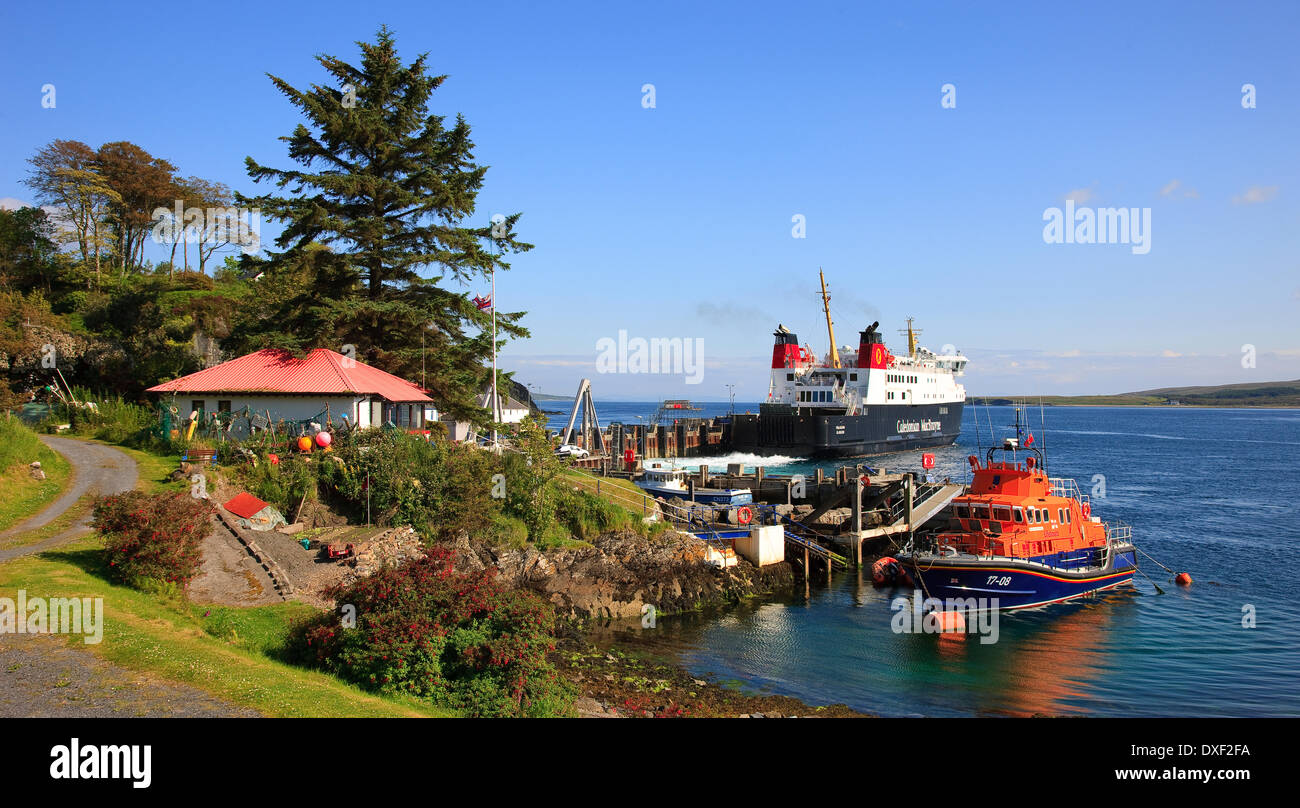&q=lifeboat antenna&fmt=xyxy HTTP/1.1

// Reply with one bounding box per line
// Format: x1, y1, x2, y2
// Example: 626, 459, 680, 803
818, 268, 841, 368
